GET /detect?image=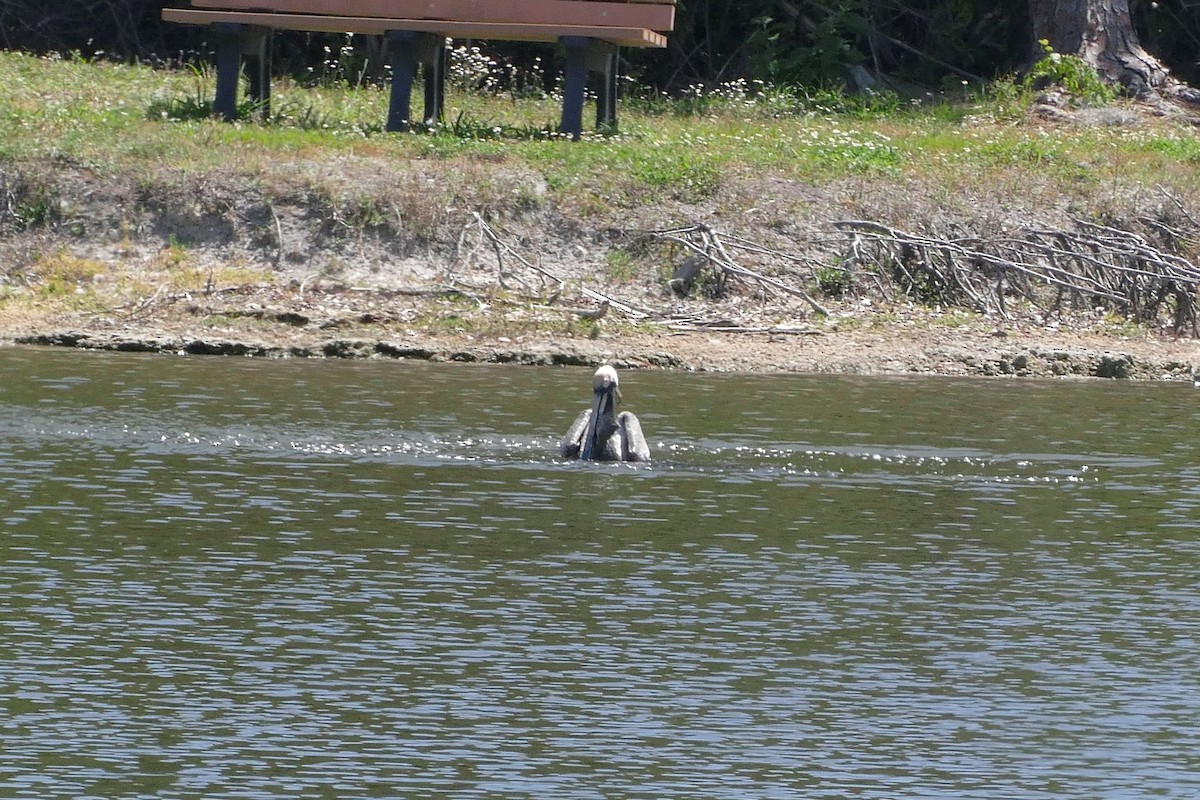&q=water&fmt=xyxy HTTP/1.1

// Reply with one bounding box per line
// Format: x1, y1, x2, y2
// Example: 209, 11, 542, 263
2, 347, 1198, 799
